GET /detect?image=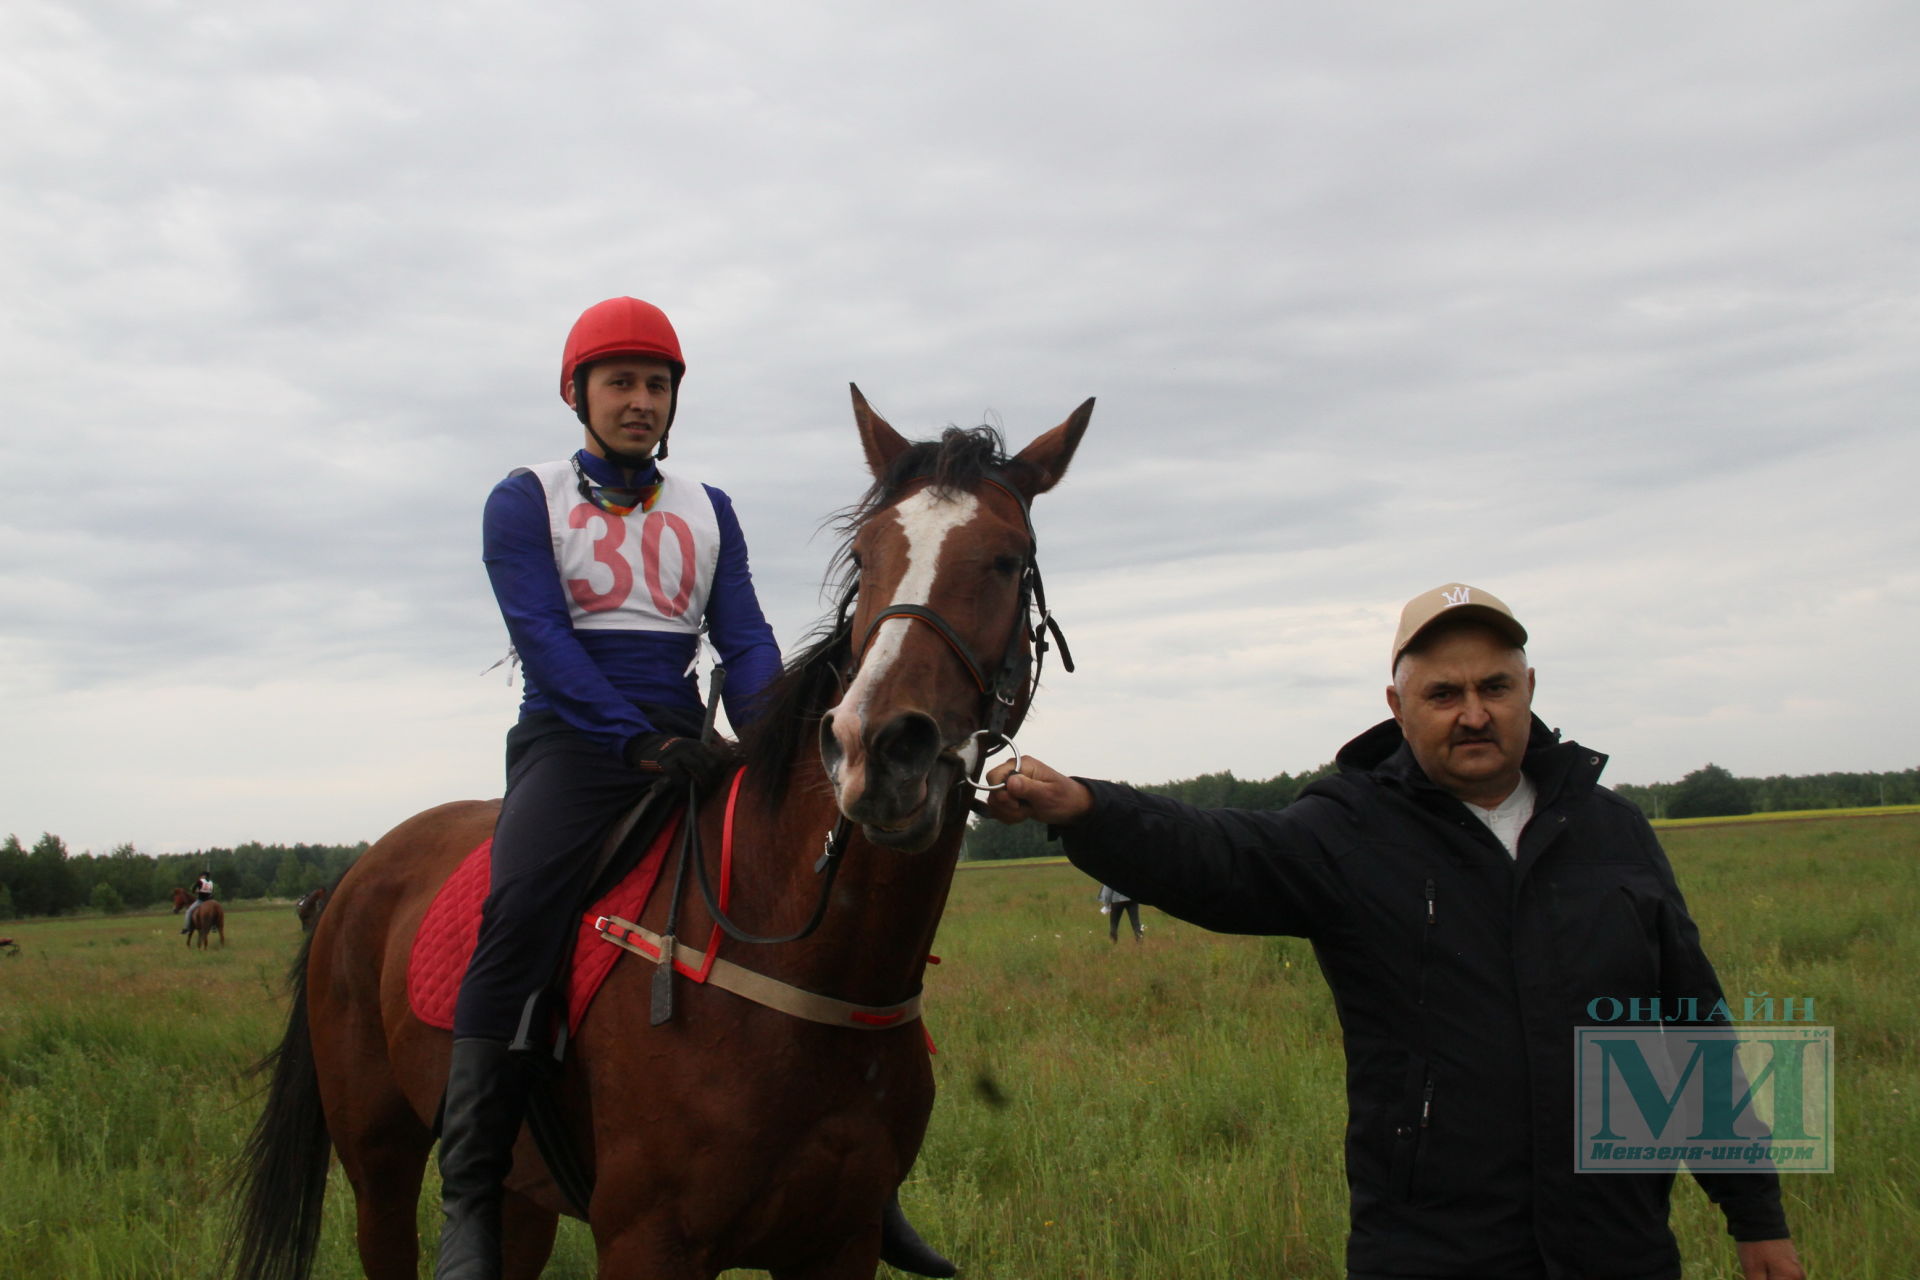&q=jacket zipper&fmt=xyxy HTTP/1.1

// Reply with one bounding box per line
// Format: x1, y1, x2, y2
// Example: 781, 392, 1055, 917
1420, 1076, 1435, 1129
1417, 877, 1435, 1005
